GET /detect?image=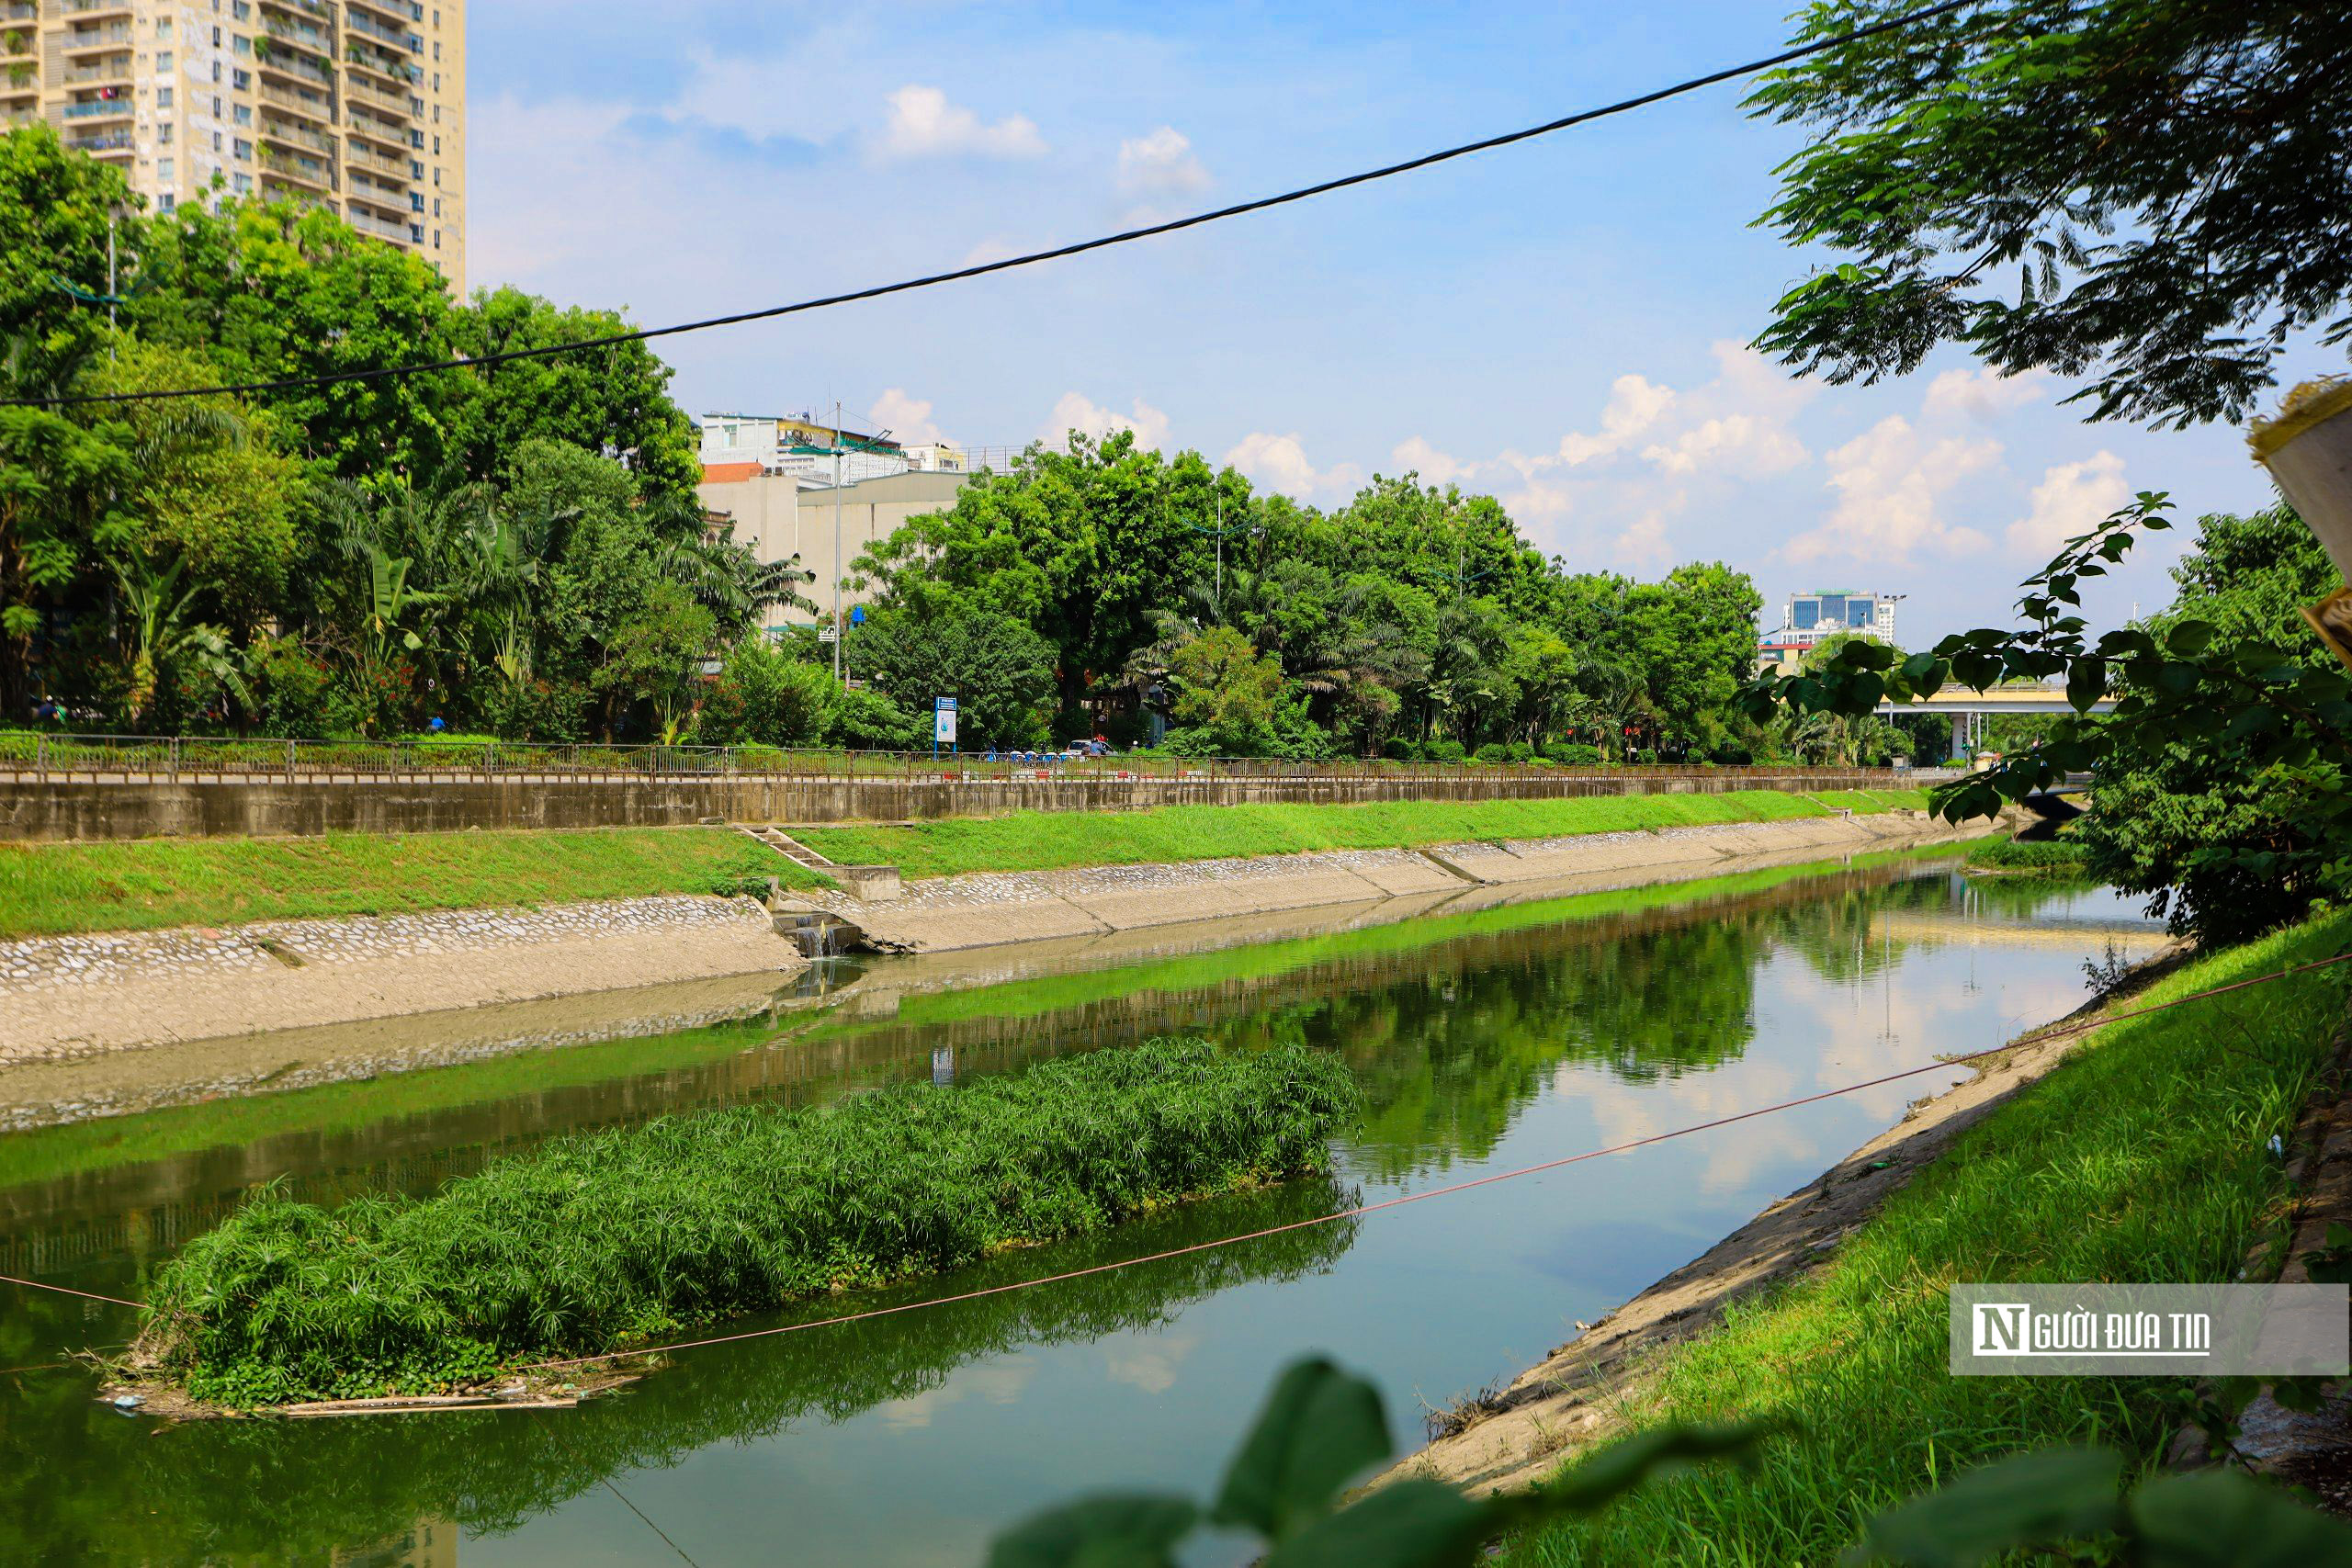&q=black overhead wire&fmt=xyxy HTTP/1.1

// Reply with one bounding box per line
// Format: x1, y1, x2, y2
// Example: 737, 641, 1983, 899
6, 0, 1980, 411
